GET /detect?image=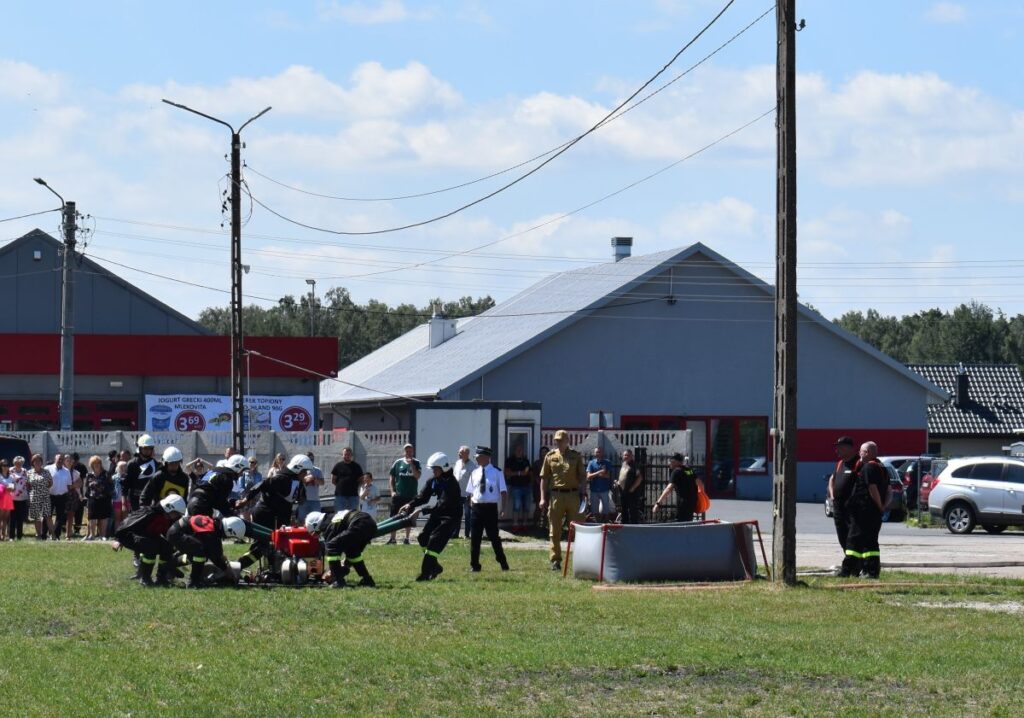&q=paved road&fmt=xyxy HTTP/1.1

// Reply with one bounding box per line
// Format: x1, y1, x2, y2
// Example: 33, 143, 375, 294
710, 499, 1024, 578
